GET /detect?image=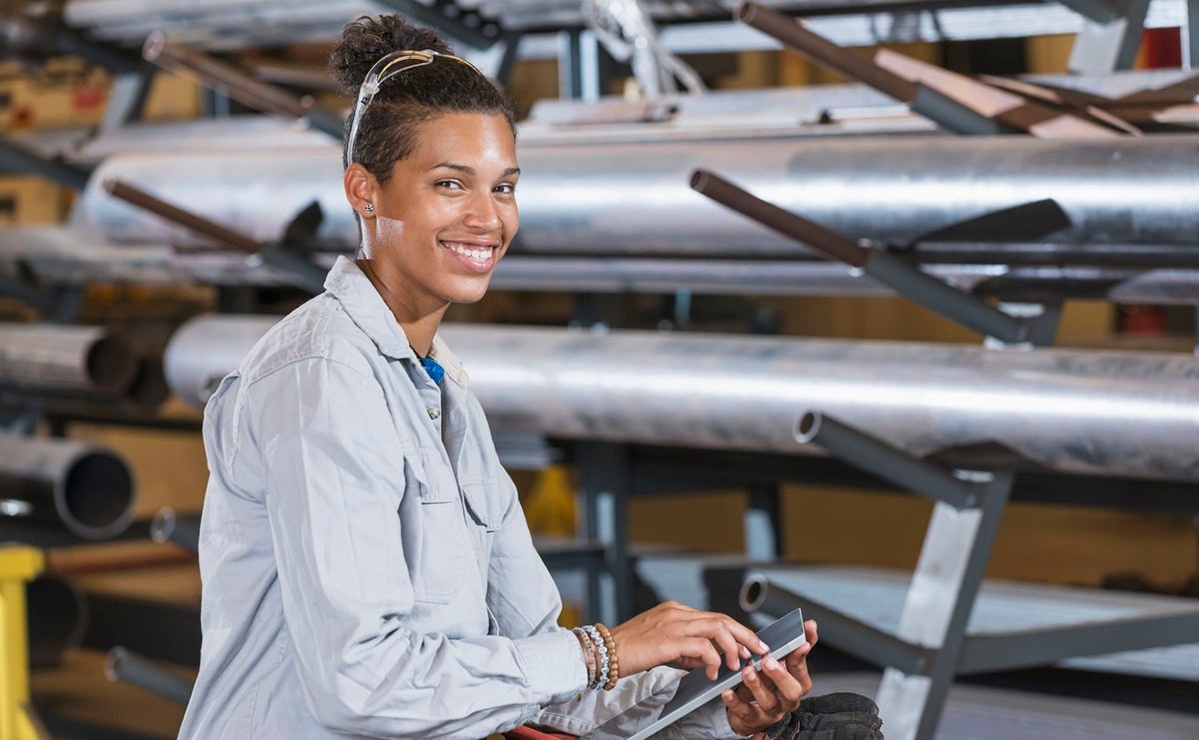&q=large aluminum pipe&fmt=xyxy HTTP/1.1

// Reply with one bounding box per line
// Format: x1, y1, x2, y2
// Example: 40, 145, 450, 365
0, 435, 136, 539
71, 135, 1199, 260
0, 323, 138, 396
163, 314, 283, 408
165, 316, 1199, 484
